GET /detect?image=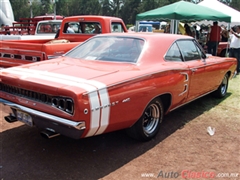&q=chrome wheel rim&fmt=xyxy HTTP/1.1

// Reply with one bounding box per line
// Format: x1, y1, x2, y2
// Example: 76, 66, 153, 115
143, 104, 160, 135
221, 75, 228, 95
